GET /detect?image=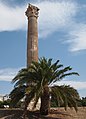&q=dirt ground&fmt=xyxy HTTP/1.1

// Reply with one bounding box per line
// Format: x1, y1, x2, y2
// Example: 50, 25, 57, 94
0, 107, 86, 119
